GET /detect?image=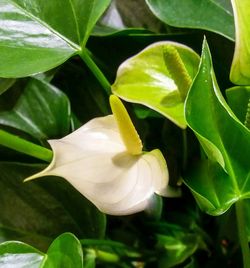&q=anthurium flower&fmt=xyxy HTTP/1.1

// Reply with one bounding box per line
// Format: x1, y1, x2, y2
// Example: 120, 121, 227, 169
24, 95, 170, 215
